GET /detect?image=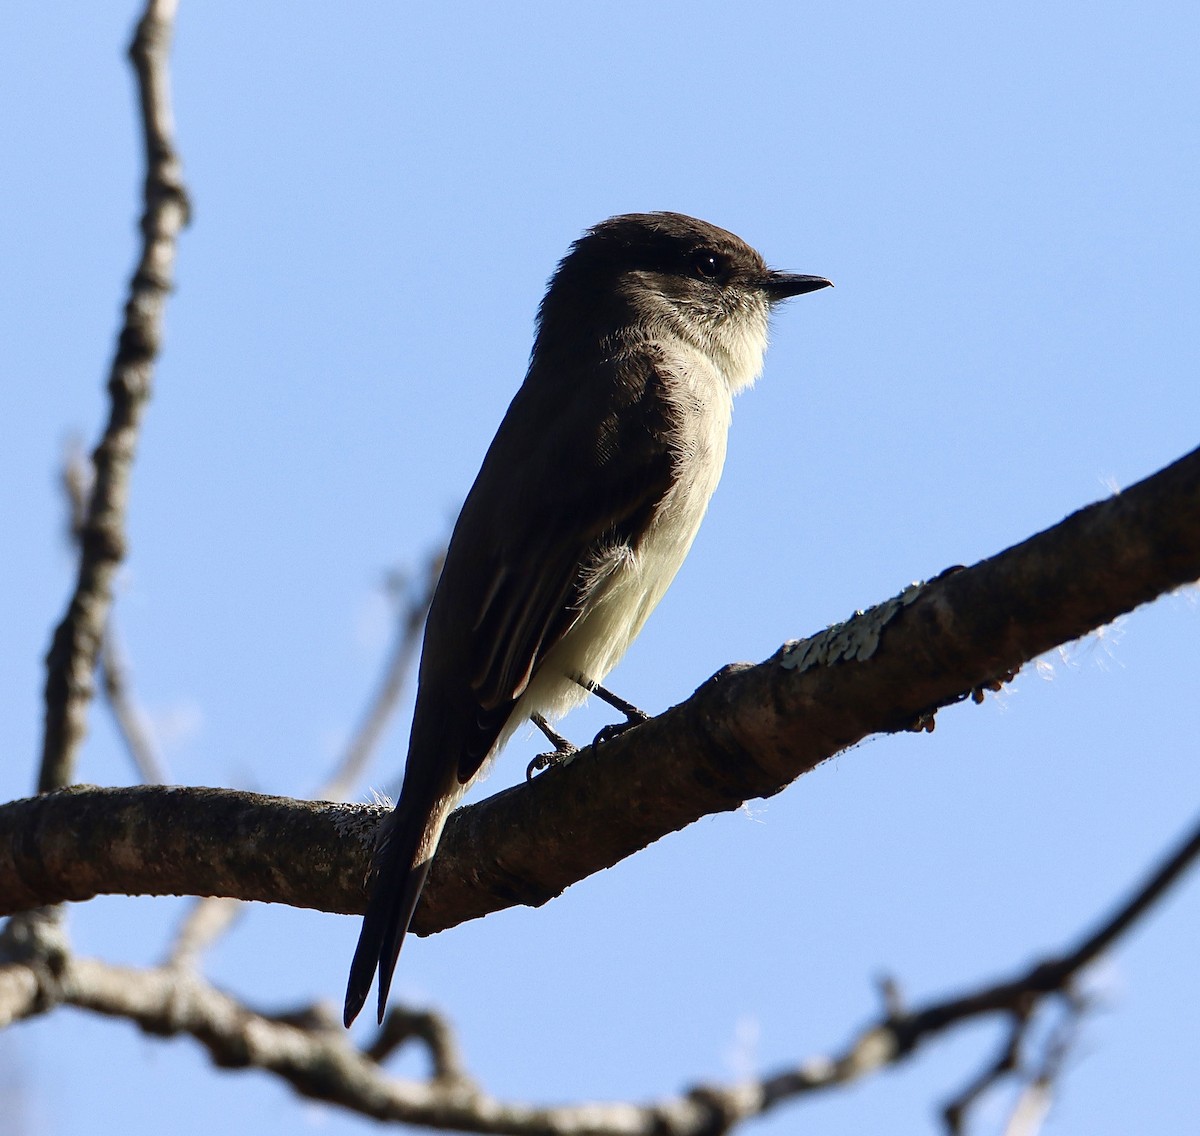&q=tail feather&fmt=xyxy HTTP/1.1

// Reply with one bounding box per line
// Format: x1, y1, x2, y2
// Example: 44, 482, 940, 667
344, 689, 505, 1028
343, 805, 438, 1028
374, 857, 433, 1021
